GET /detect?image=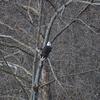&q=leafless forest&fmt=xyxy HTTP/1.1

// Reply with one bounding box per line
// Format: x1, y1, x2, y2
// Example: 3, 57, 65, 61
0, 0, 100, 100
